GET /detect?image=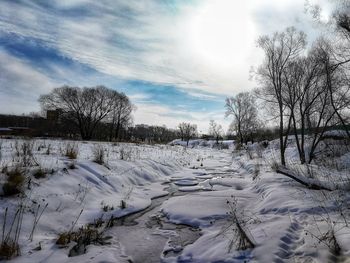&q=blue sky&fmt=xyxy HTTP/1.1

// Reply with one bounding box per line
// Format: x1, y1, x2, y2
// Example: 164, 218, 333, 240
0, 0, 328, 131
